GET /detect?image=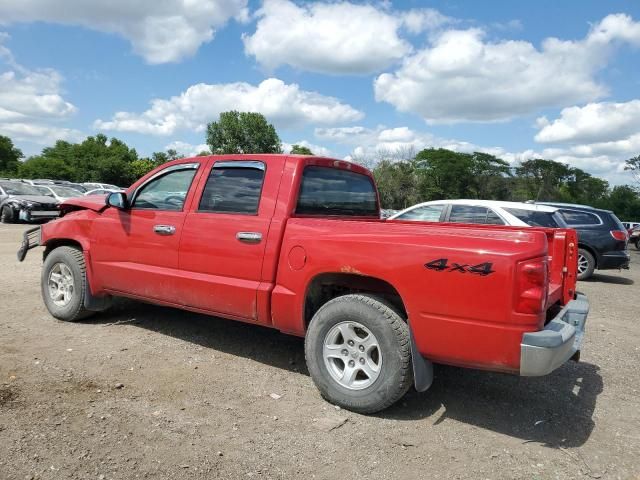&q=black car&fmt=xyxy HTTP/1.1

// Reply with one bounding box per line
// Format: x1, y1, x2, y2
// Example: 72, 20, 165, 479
0, 181, 60, 223
539, 202, 630, 280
